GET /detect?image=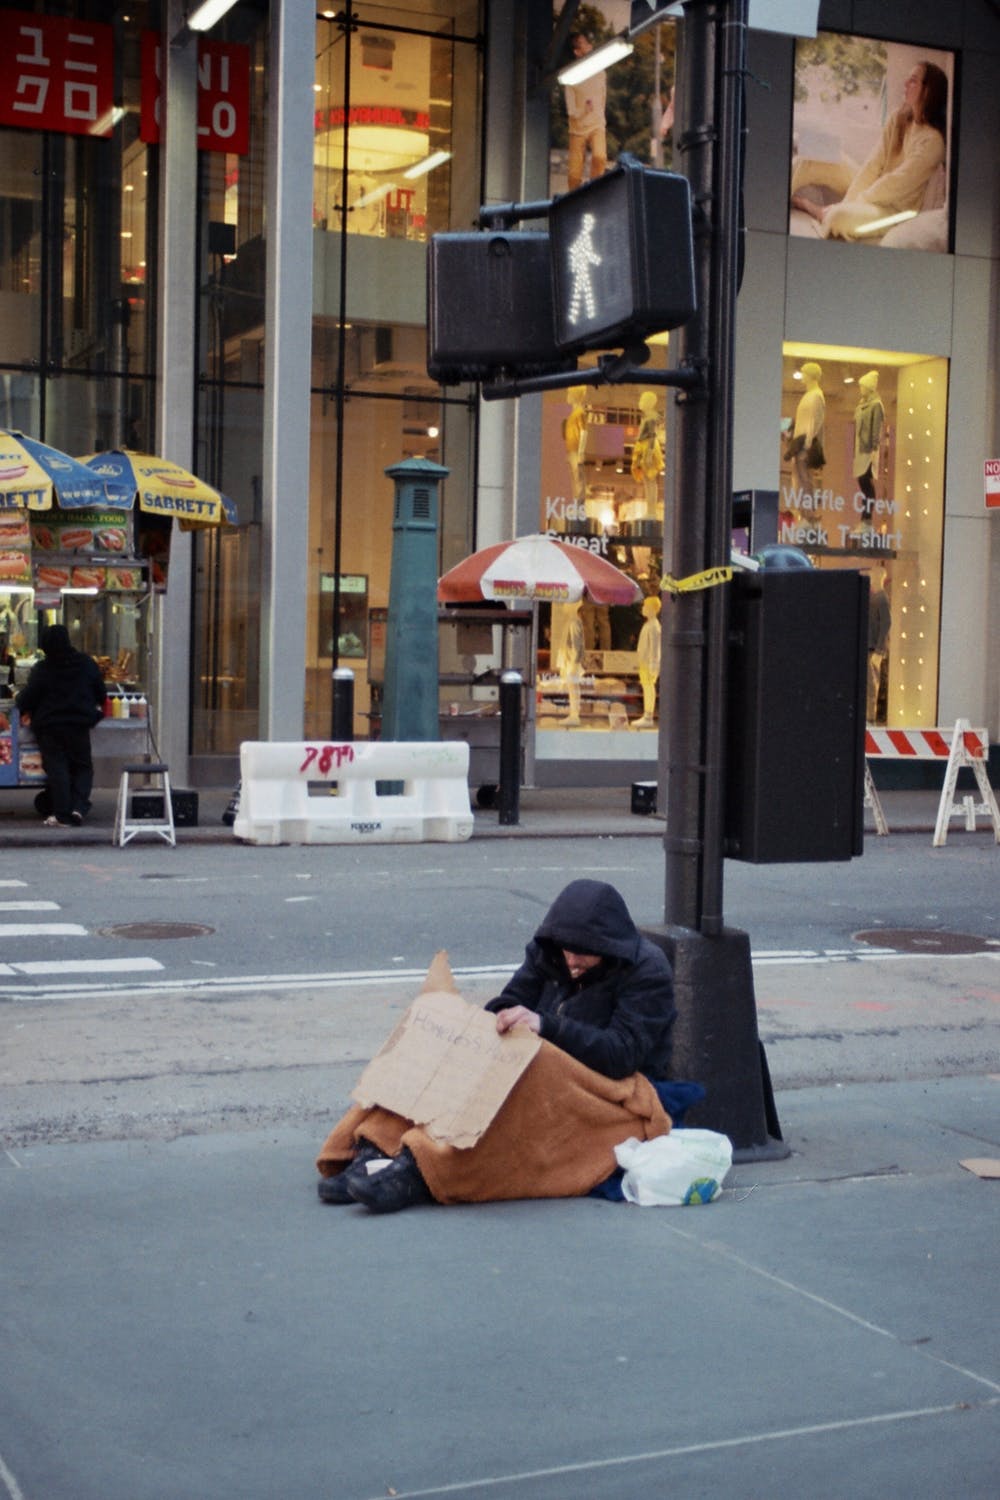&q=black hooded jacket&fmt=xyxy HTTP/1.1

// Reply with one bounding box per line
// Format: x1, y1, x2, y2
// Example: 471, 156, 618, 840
16, 625, 106, 733
485, 880, 676, 1080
